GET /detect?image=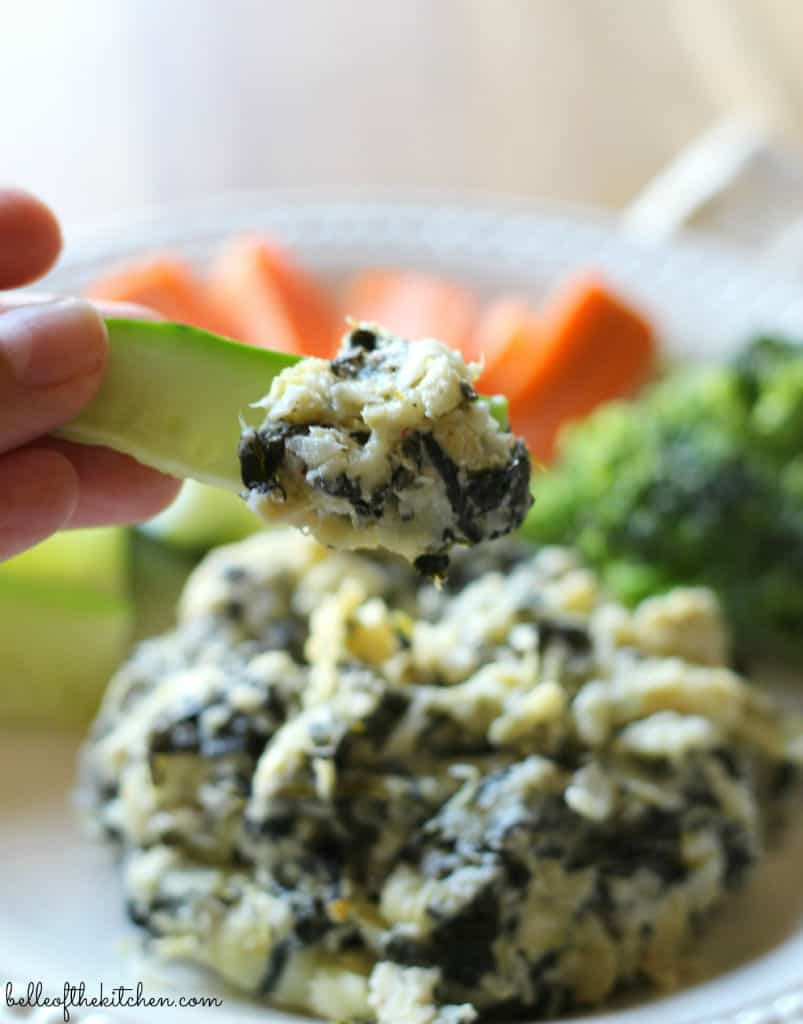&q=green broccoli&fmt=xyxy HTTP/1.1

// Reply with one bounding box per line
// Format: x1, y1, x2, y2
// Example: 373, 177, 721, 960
522, 336, 803, 661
